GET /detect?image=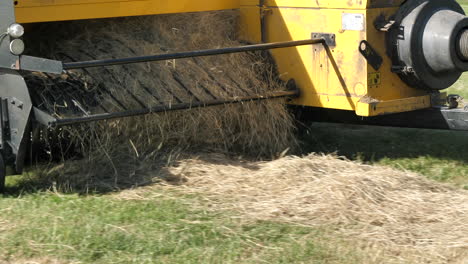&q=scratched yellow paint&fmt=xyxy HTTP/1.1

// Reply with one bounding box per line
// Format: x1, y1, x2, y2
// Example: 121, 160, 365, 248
15, 0, 432, 116
241, 0, 431, 116
264, 0, 406, 9
15, 0, 240, 23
